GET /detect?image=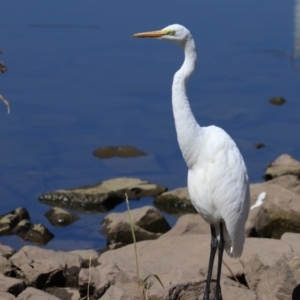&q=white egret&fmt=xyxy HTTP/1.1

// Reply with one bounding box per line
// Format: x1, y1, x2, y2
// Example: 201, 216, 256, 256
133, 24, 250, 300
